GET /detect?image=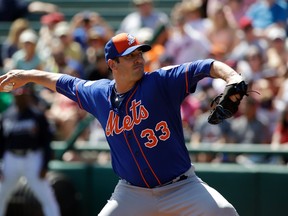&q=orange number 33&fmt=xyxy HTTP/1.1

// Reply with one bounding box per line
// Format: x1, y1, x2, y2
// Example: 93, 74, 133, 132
141, 121, 171, 148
